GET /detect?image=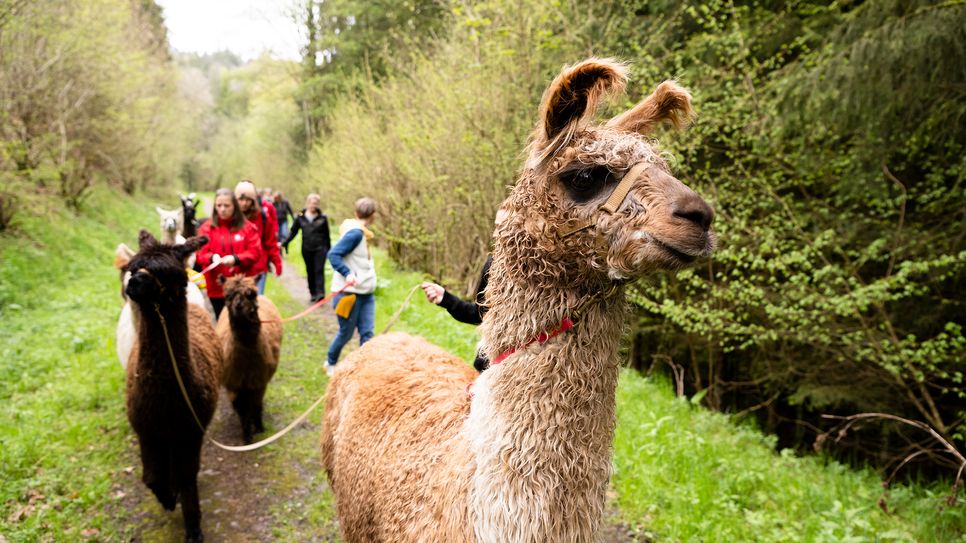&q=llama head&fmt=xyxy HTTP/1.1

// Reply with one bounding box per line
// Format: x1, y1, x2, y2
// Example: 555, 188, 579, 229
124, 230, 207, 307
497, 58, 715, 290
222, 275, 259, 322
156, 206, 184, 239
179, 193, 197, 222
